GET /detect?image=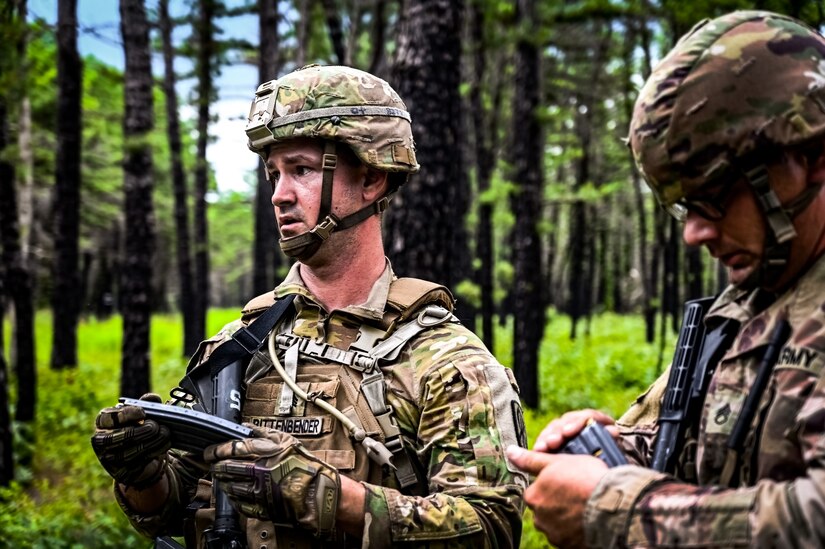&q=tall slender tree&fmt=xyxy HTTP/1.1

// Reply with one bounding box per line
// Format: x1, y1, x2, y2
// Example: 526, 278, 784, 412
119, 0, 155, 397
508, 0, 542, 408
252, 0, 281, 297
0, 0, 35, 427
51, 0, 82, 370
387, 0, 472, 321
193, 0, 216, 346
159, 0, 198, 355
468, 0, 499, 350
0, 263, 9, 486
319, 0, 346, 64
